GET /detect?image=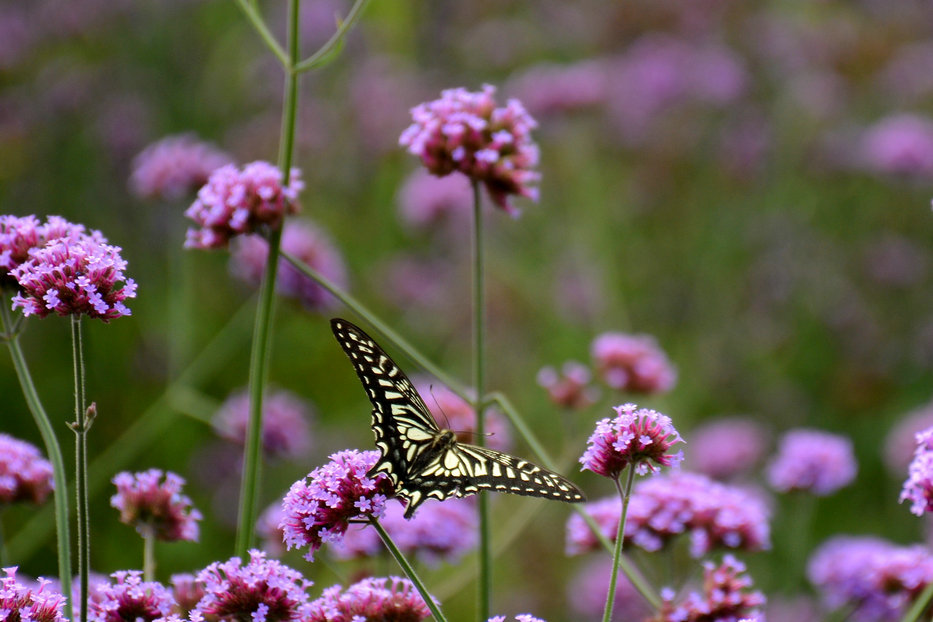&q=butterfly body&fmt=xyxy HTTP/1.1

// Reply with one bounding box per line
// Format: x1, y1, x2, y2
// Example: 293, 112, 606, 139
331, 318, 586, 518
